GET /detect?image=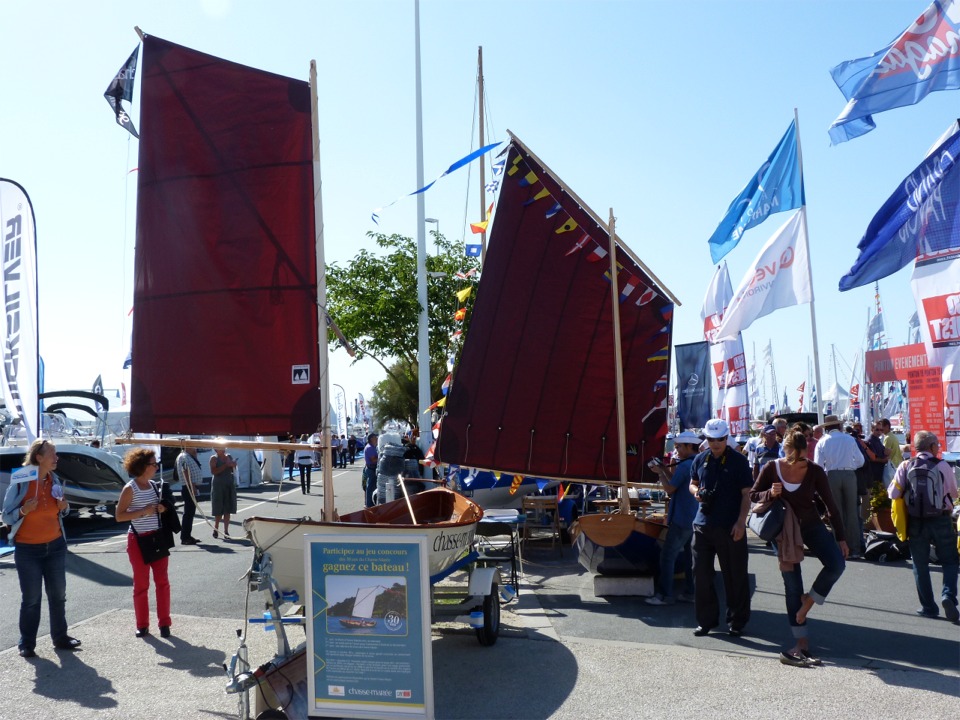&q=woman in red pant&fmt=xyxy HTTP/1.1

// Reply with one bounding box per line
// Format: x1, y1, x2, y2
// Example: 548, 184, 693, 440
116, 448, 172, 638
